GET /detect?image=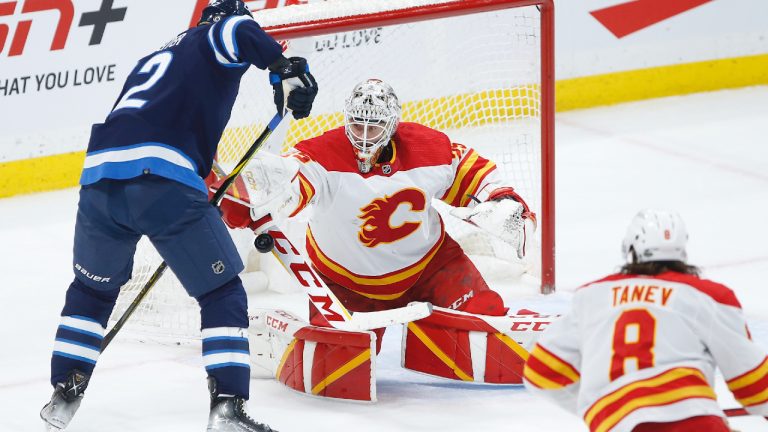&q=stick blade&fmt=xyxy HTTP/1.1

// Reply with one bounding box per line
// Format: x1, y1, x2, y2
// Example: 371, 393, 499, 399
347, 302, 433, 331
